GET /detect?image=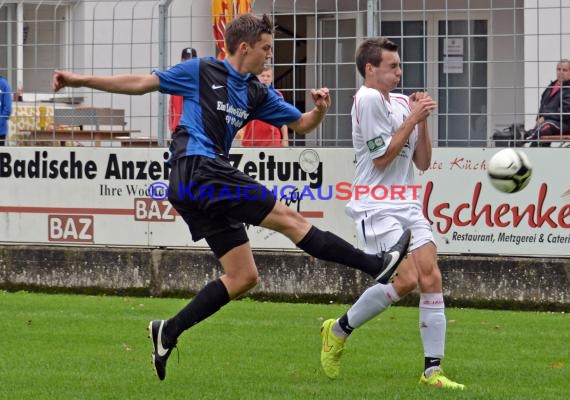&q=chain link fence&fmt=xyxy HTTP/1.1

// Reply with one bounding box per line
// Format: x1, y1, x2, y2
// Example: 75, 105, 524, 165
0, 0, 568, 147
